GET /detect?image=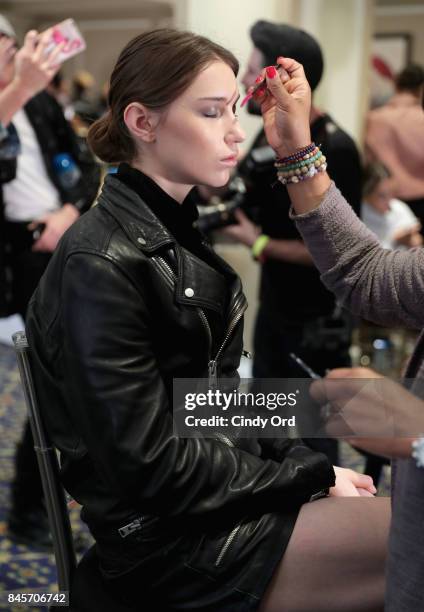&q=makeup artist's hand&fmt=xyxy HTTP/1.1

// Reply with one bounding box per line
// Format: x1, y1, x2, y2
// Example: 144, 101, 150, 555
255, 58, 312, 158
311, 367, 422, 459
